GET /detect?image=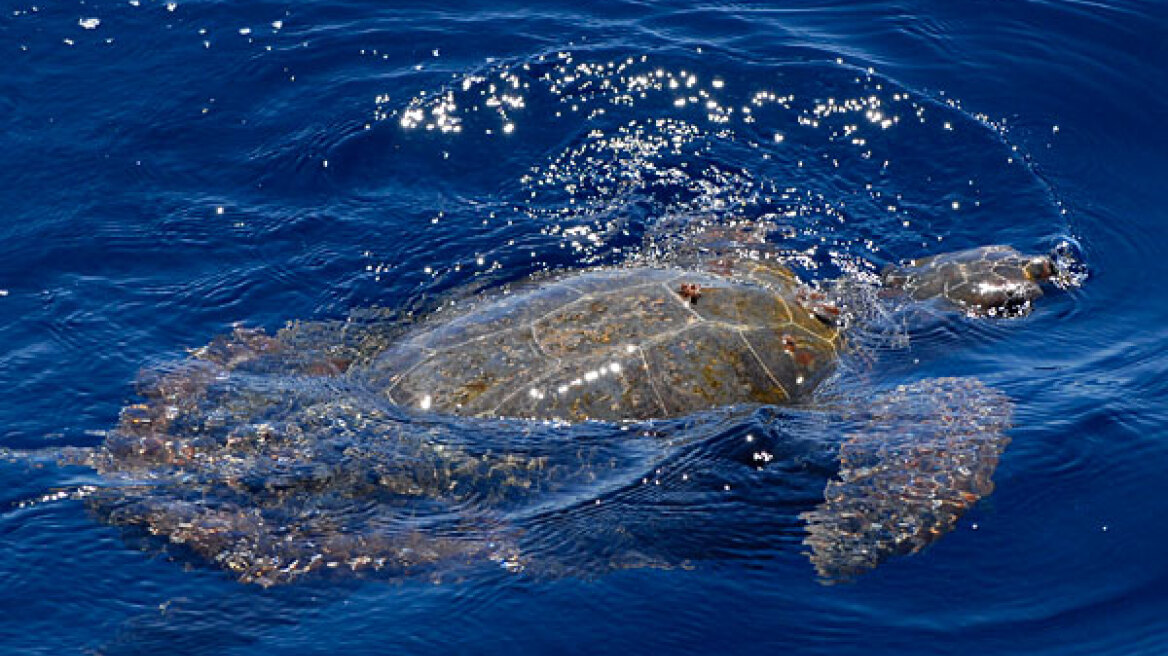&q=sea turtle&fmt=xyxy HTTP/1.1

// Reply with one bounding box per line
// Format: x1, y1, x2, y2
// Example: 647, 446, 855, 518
5, 240, 1069, 585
